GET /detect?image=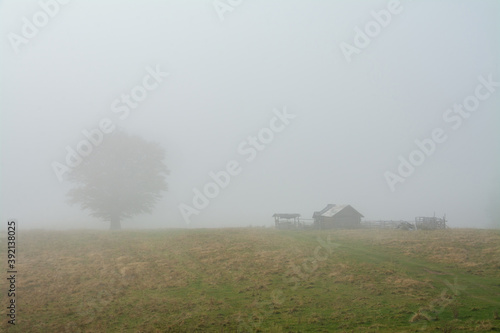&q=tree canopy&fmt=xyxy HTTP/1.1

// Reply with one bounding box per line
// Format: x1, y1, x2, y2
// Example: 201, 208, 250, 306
67, 131, 168, 229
